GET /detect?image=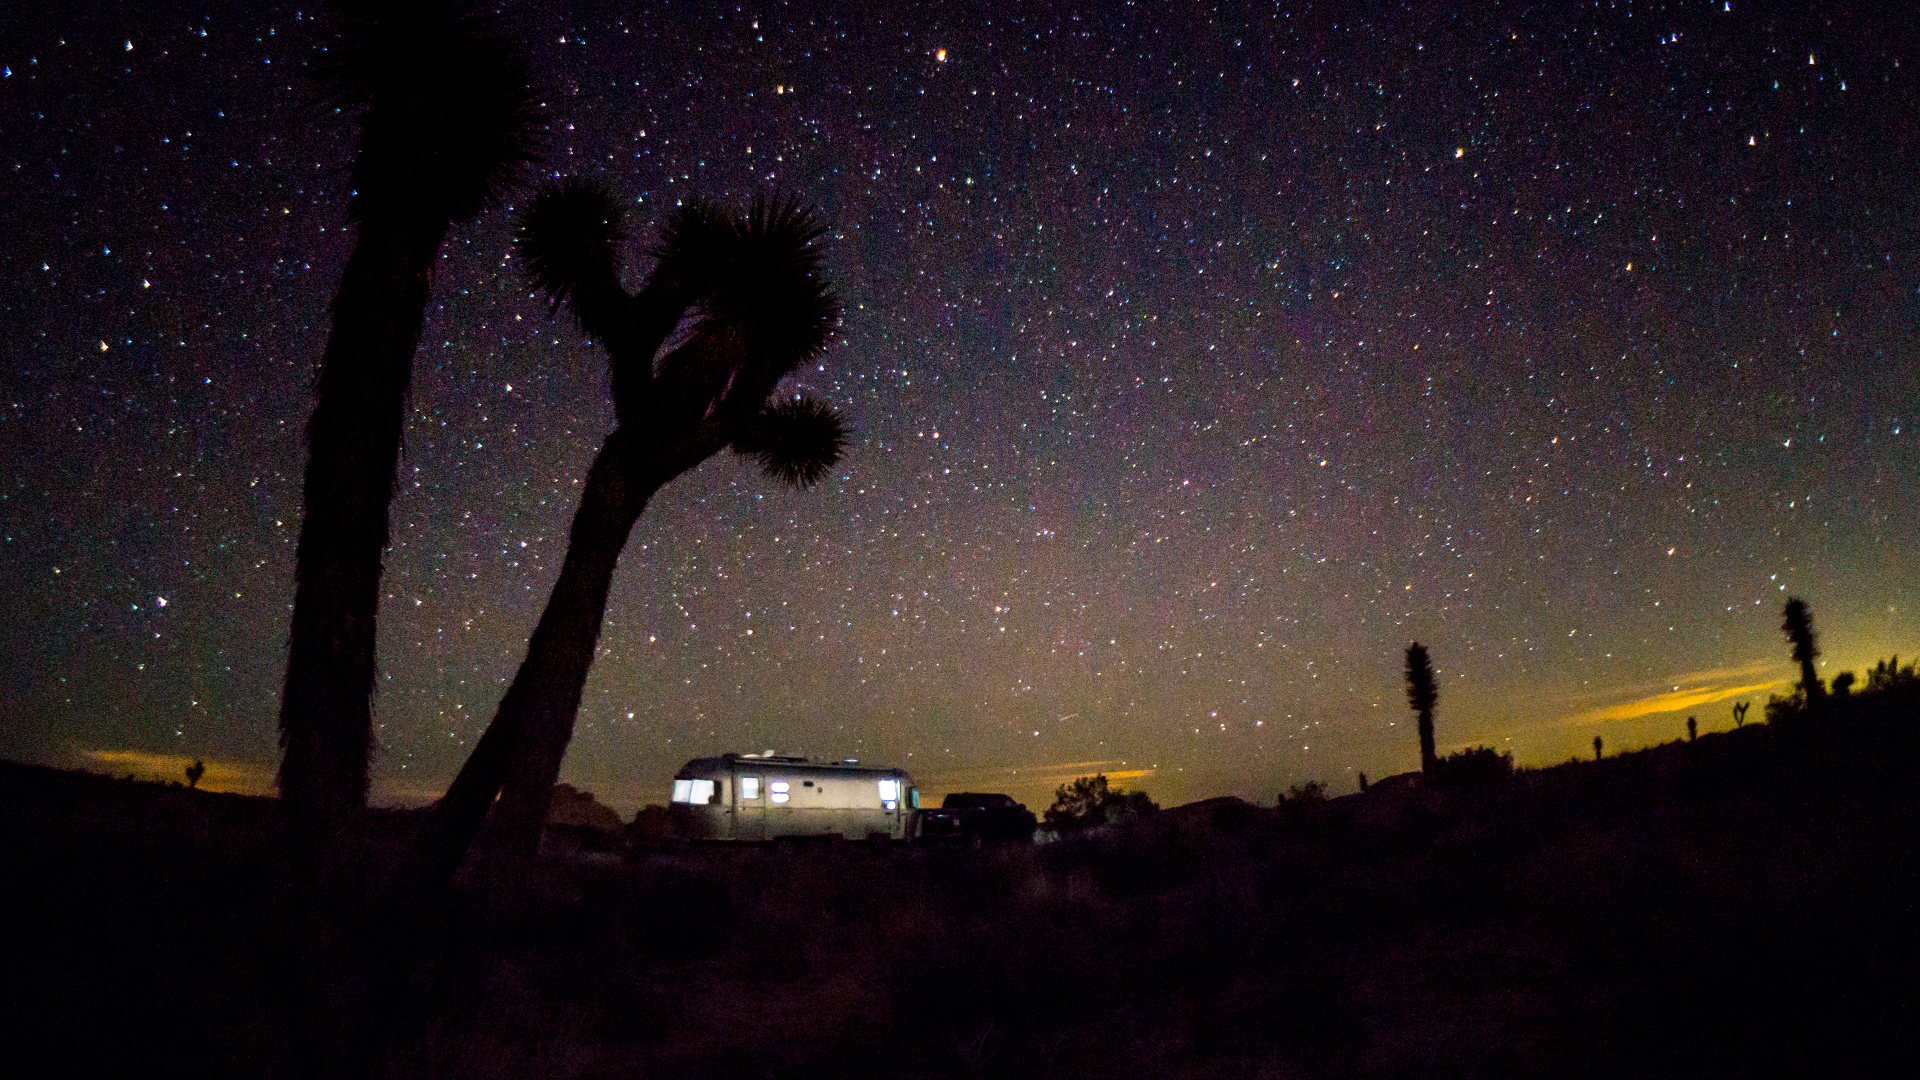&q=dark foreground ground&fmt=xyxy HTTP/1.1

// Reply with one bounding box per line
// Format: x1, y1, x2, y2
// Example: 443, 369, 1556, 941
3, 711, 1916, 1079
